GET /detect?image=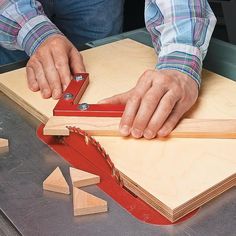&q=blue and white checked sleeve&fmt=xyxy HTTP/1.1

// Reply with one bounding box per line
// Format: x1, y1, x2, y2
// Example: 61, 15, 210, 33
0, 0, 62, 56
145, 0, 217, 86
